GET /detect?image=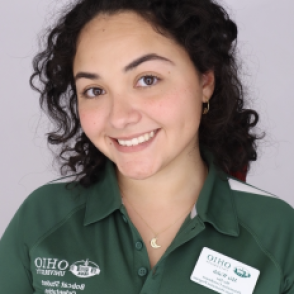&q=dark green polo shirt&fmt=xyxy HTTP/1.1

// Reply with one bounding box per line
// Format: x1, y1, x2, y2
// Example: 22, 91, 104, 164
1, 155, 294, 294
